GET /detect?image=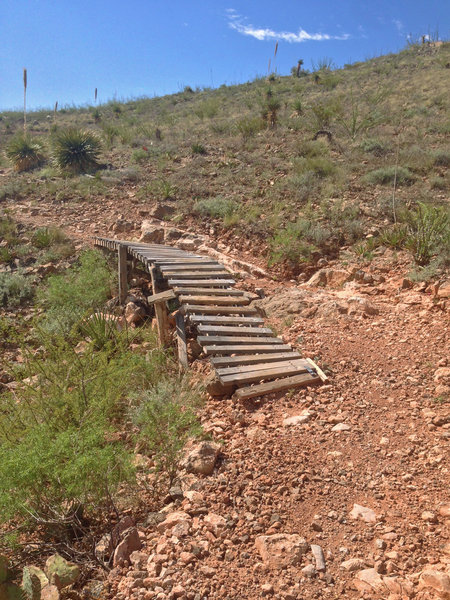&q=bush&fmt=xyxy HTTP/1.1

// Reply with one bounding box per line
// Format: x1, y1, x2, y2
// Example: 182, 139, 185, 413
269, 223, 317, 266
6, 135, 45, 172
293, 156, 336, 179
360, 138, 390, 157
402, 202, 449, 265
31, 226, 68, 249
364, 166, 416, 186
191, 142, 207, 155
433, 150, 450, 167
0, 270, 34, 307
193, 197, 239, 219
52, 128, 102, 173
235, 116, 265, 140
40, 249, 112, 333
133, 378, 203, 486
